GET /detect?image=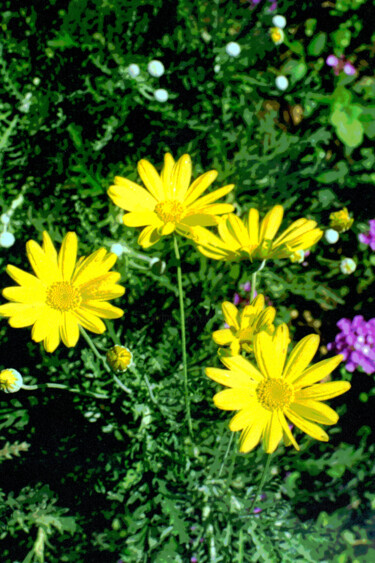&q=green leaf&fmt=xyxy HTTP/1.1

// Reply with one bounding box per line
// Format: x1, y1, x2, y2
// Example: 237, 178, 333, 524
317, 161, 349, 184
330, 108, 364, 148
307, 32, 327, 56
